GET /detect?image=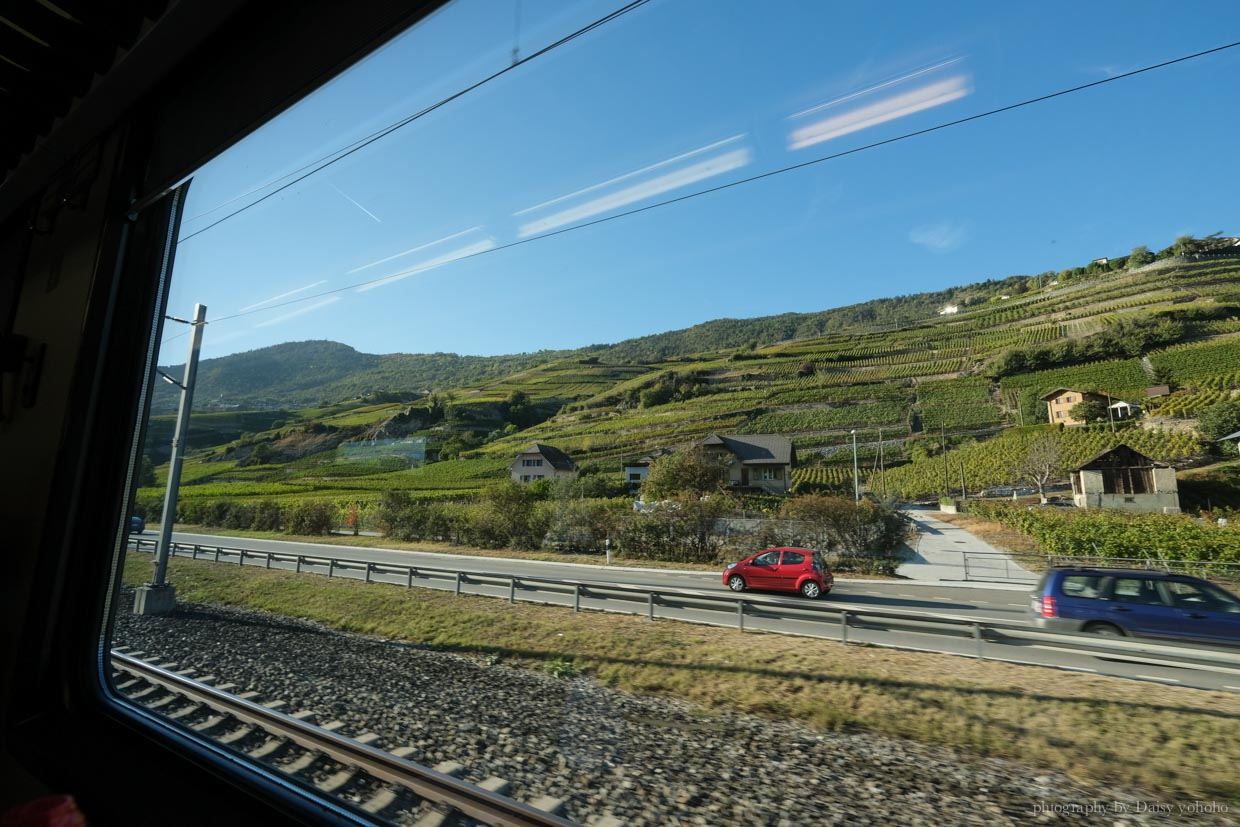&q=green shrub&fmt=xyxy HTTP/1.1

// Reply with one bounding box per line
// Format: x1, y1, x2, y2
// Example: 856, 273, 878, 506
286, 500, 334, 535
